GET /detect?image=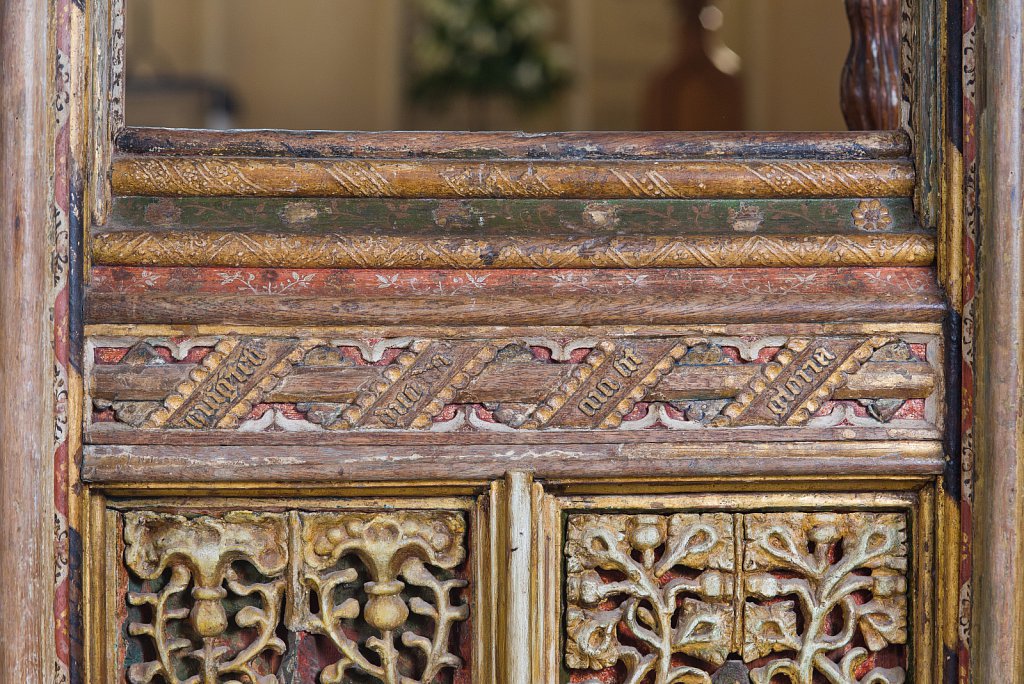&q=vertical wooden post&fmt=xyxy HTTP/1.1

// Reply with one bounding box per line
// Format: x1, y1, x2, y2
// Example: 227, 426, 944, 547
972, 0, 1024, 678
841, 0, 902, 130
0, 0, 54, 680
